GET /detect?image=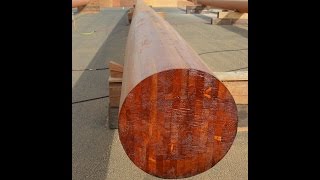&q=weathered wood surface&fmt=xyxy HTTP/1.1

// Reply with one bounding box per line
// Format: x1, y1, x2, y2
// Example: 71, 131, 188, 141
197, 0, 248, 13
119, 0, 238, 178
